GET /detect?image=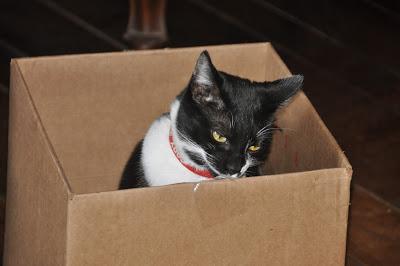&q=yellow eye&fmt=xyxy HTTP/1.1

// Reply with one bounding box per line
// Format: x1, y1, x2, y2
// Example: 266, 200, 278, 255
248, 145, 260, 152
212, 131, 227, 143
